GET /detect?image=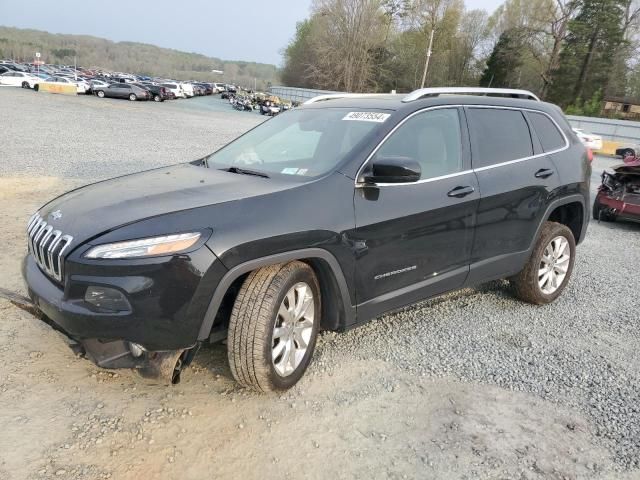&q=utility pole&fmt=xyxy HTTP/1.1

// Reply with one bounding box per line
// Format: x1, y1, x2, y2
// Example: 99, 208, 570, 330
420, 29, 435, 89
